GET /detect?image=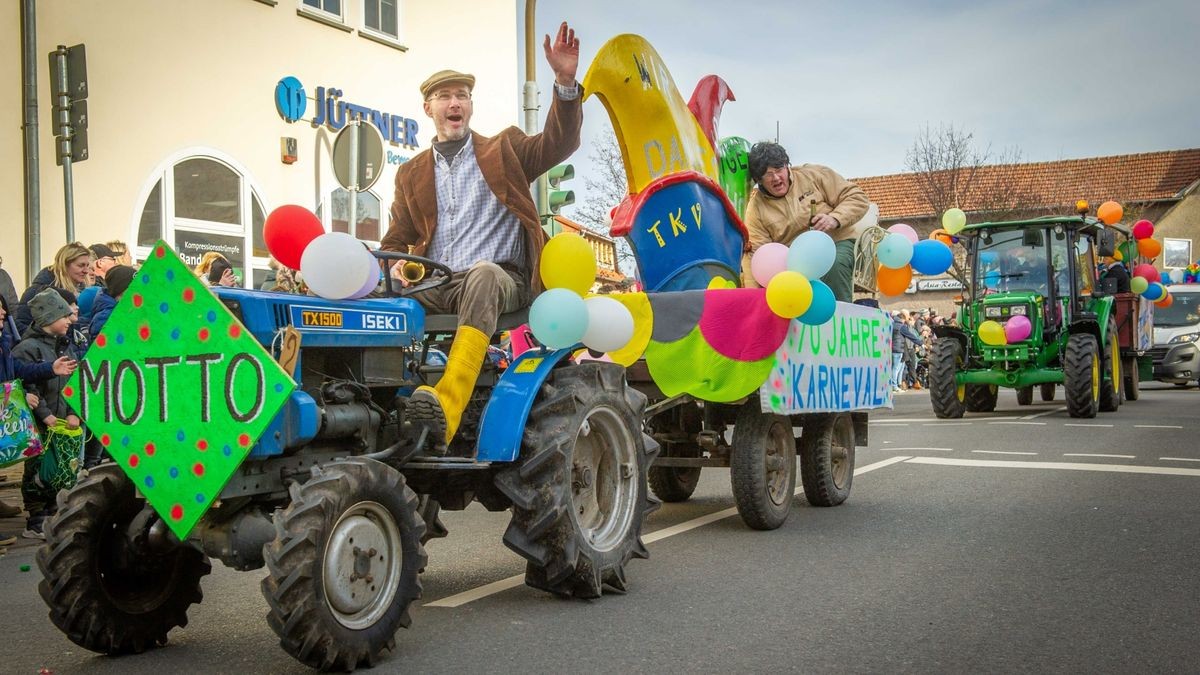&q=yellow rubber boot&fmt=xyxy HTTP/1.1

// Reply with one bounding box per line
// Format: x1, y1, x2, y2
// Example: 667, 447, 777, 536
410, 325, 489, 450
